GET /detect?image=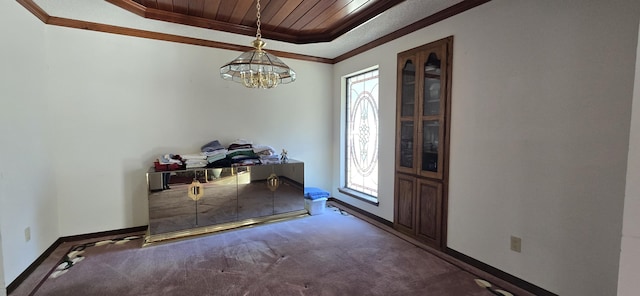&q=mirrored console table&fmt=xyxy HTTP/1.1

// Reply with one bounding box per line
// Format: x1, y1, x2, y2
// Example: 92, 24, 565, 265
144, 160, 306, 246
